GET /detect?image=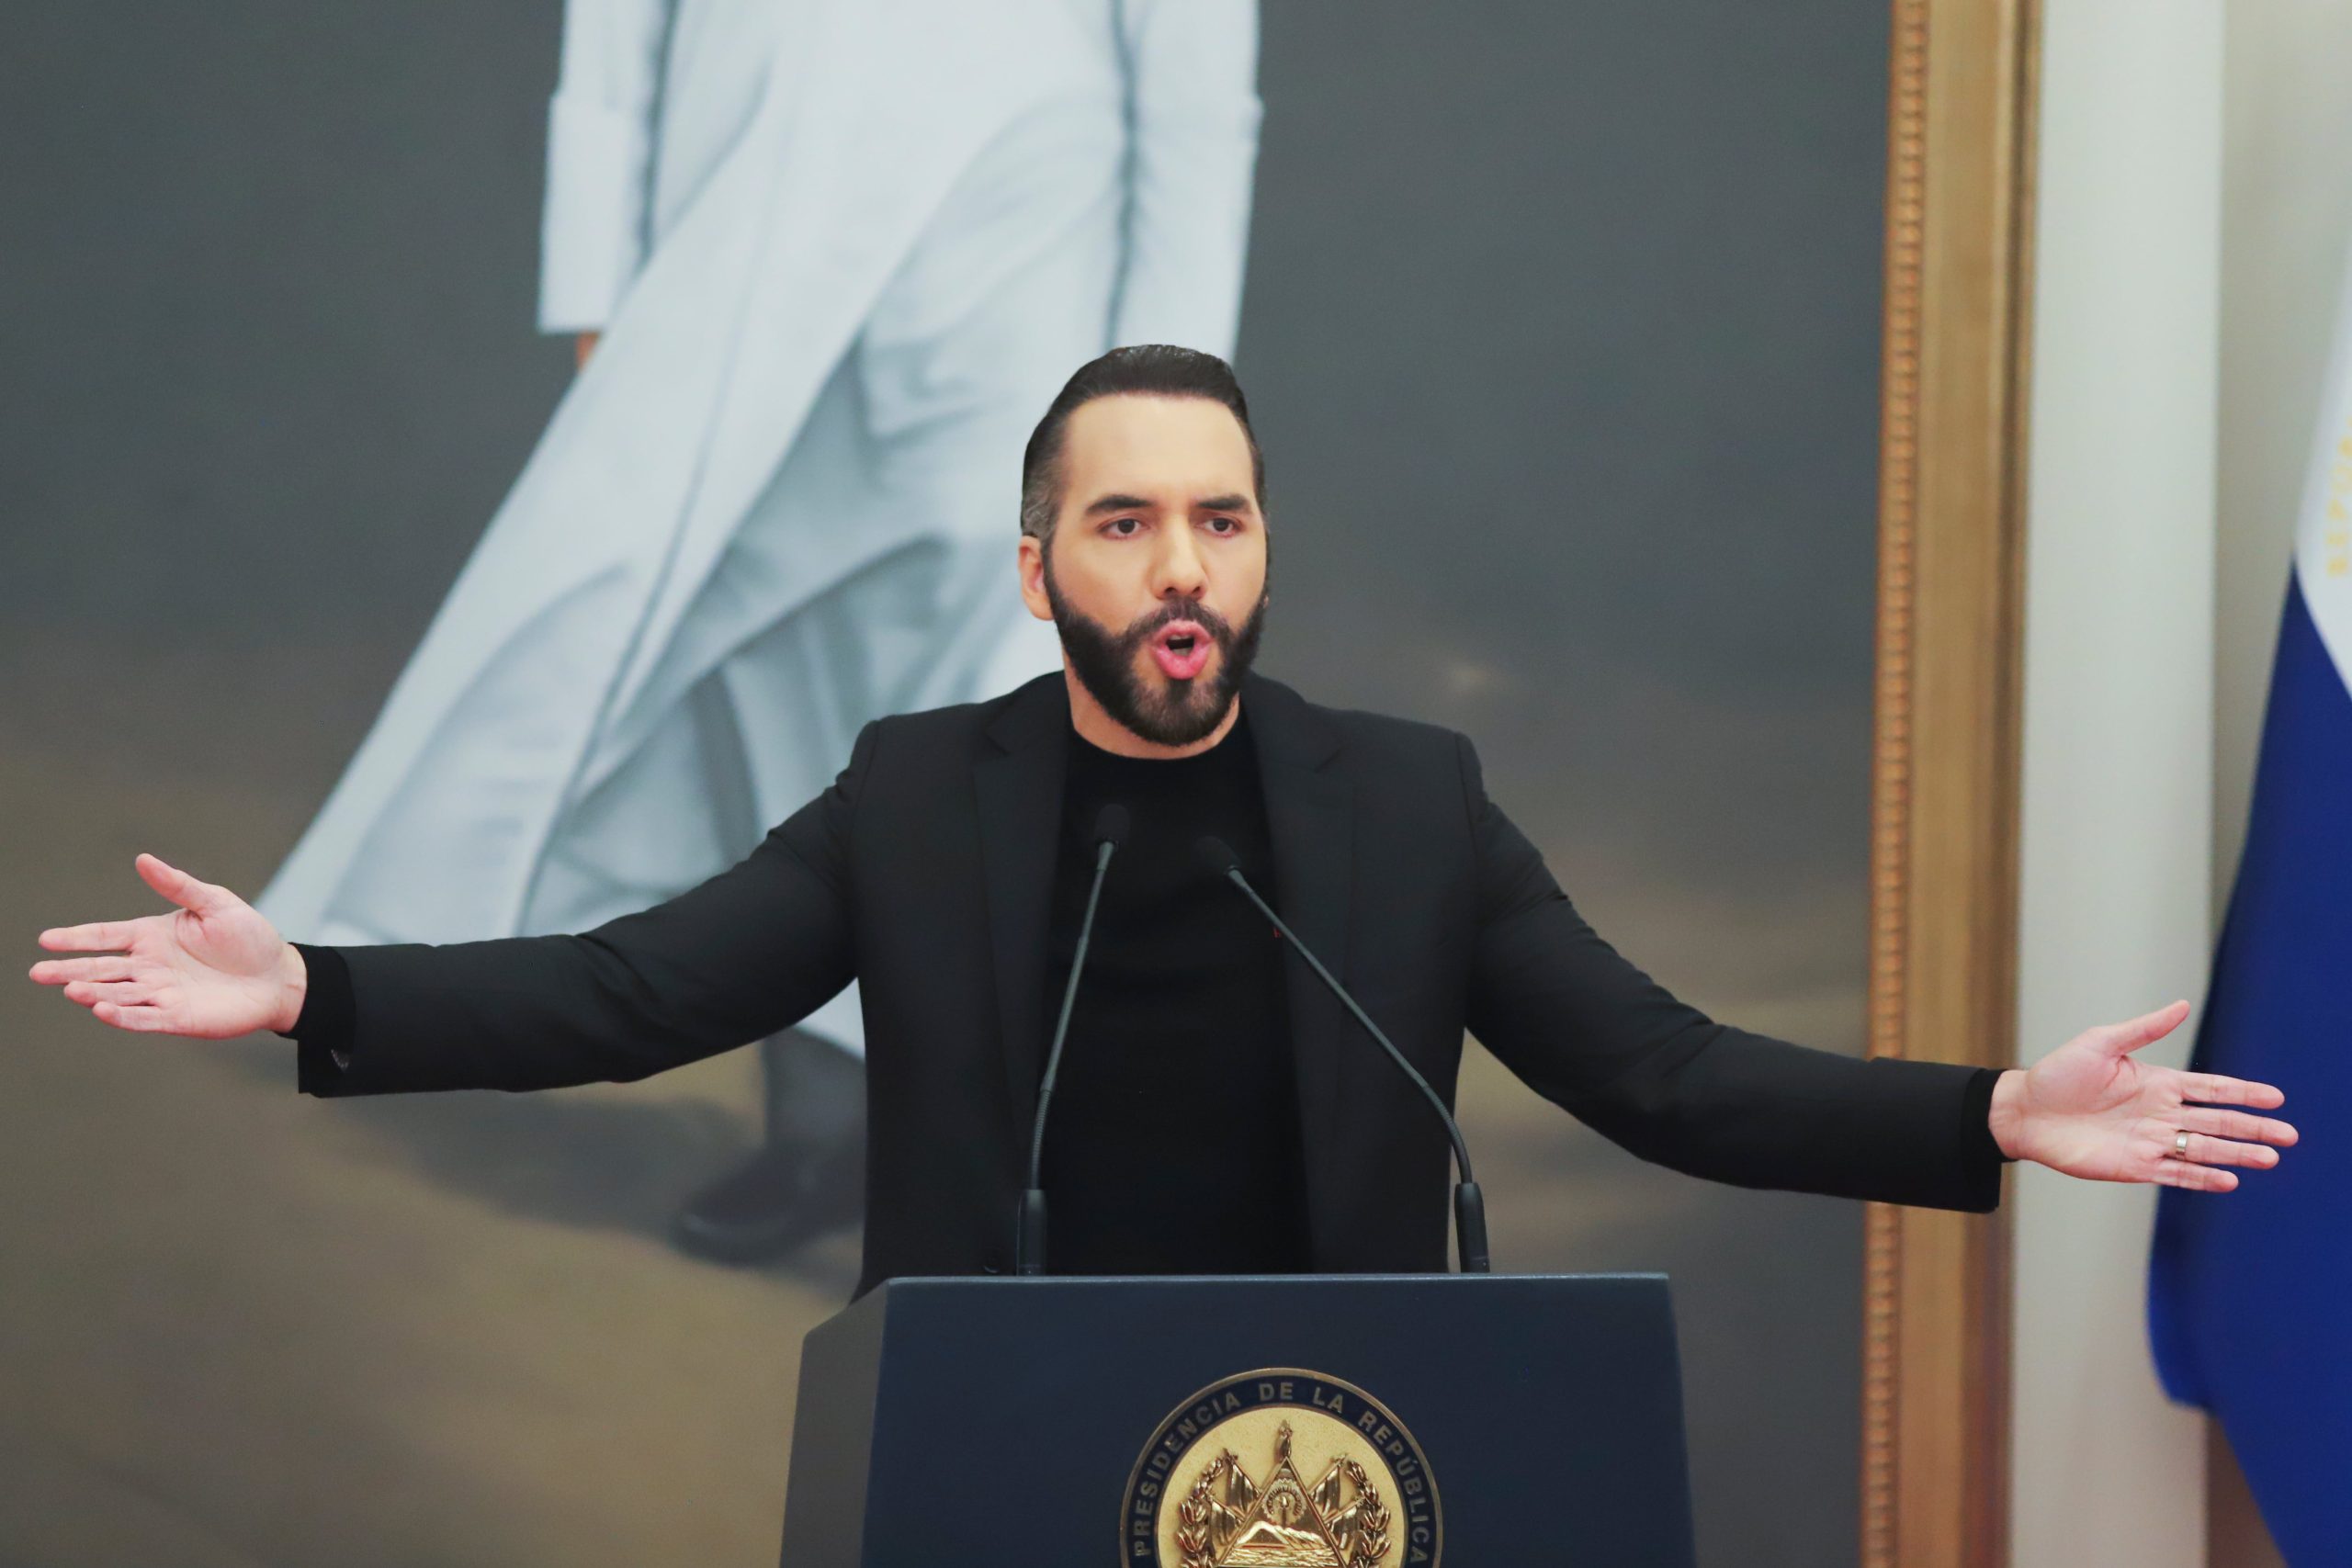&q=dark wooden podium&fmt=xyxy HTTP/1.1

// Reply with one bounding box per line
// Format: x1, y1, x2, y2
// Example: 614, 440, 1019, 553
777, 1273, 1693, 1565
